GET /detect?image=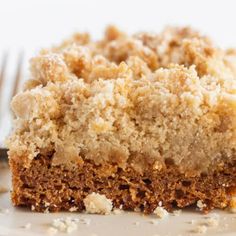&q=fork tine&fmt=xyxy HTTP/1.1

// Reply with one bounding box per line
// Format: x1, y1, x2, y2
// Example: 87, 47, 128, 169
0, 52, 8, 96
11, 51, 24, 99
